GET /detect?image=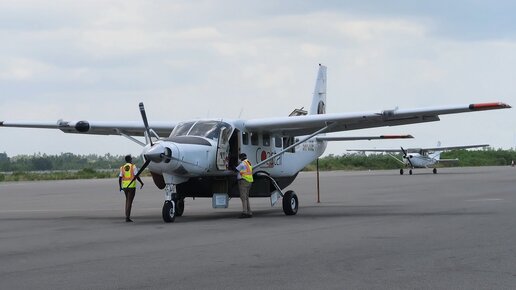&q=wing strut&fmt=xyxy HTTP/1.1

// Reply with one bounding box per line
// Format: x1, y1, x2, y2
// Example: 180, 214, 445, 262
254, 122, 336, 169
